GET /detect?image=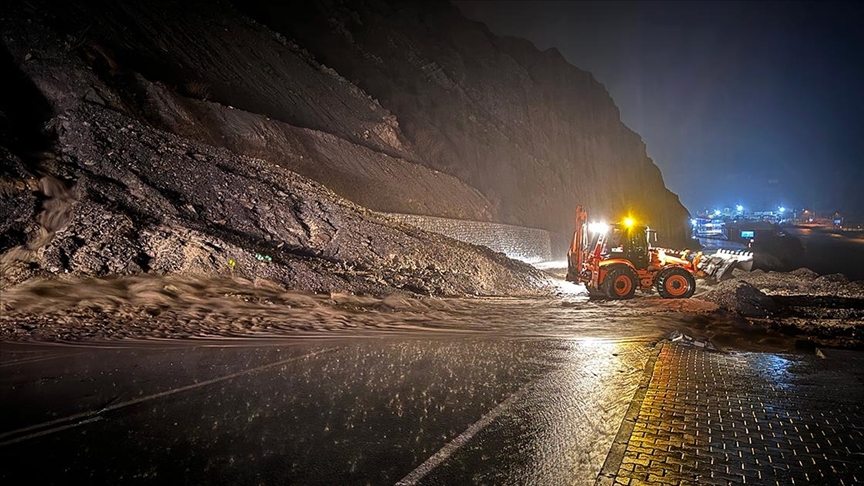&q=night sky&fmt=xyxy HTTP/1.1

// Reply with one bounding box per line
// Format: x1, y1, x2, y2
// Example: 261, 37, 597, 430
454, 1, 864, 218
